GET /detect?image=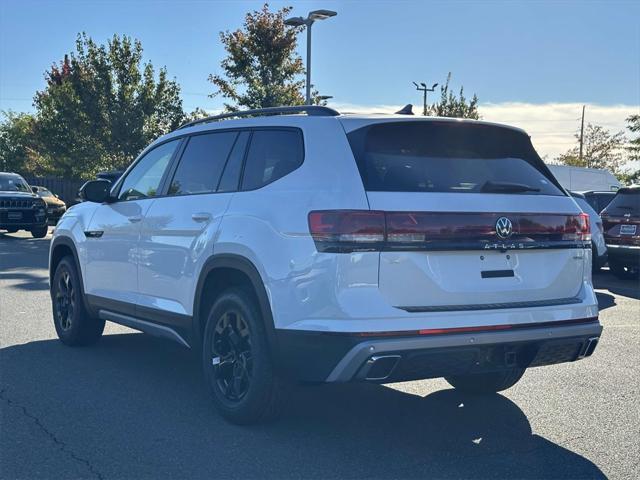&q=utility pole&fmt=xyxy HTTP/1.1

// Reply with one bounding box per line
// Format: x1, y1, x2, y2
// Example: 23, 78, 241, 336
579, 105, 586, 166
413, 82, 438, 116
